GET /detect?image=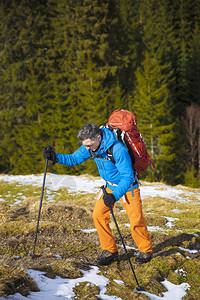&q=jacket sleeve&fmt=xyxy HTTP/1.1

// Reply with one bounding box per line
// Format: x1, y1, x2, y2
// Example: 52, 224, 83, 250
56, 145, 91, 166
111, 142, 136, 200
